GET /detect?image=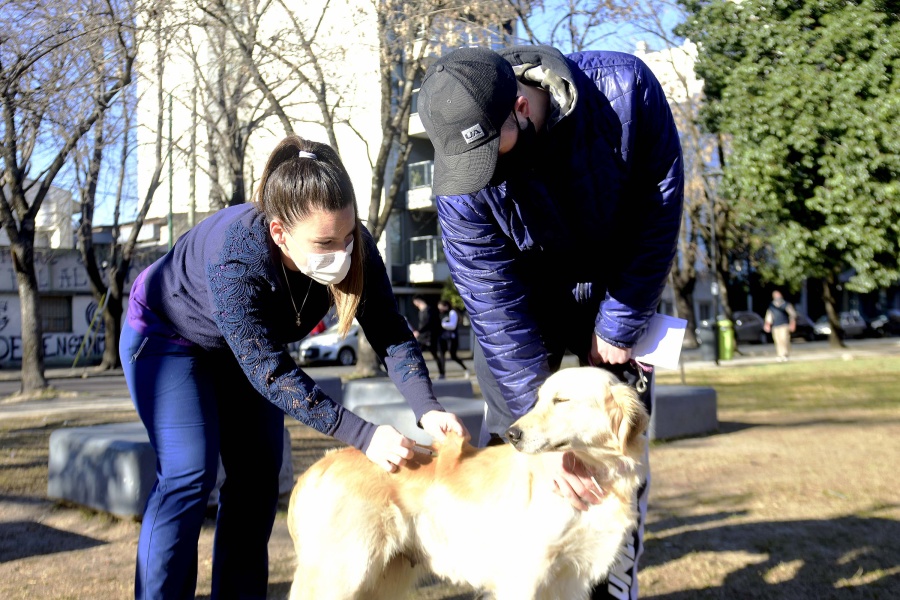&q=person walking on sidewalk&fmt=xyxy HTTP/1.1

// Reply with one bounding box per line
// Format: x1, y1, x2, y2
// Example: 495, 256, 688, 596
438, 300, 469, 377
119, 135, 467, 600
412, 294, 446, 379
764, 290, 797, 361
